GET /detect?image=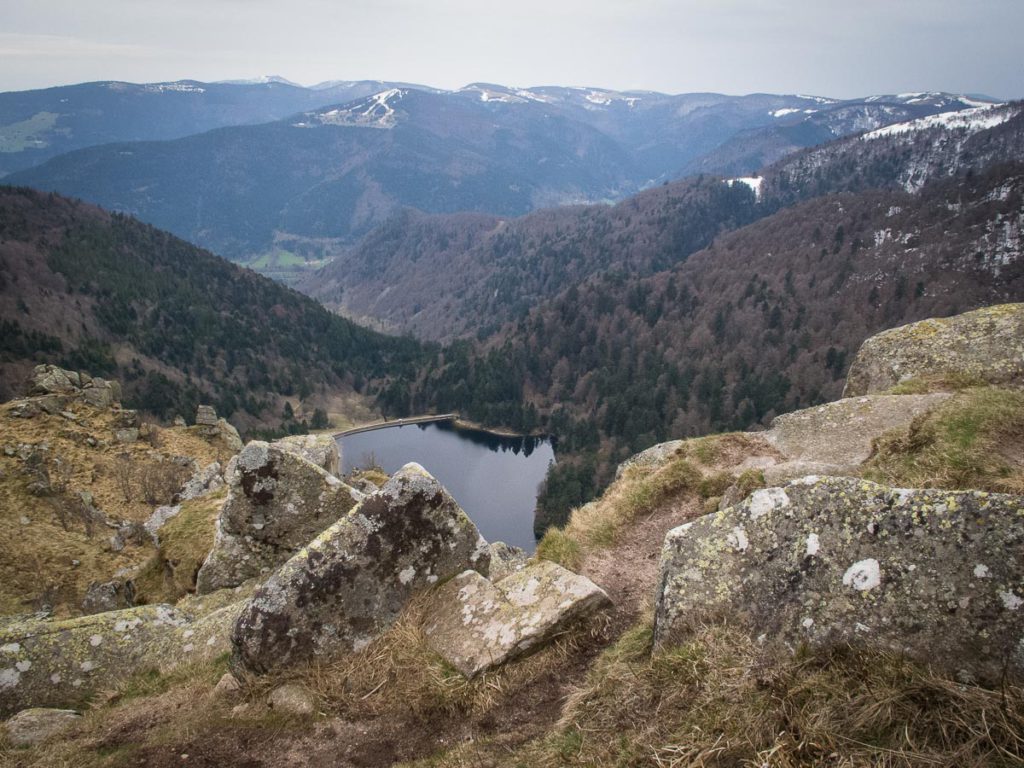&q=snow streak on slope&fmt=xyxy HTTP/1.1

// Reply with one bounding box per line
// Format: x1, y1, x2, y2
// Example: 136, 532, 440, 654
862, 104, 1014, 140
